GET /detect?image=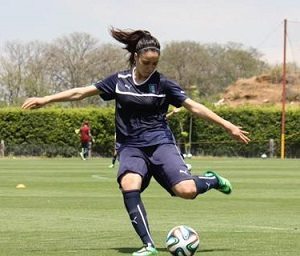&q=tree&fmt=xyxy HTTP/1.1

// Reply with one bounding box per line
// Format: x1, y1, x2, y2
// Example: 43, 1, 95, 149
159, 41, 267, 100
0, 41, 25, 105
207, 42, 266, 90
22, 41, 49, 98
45, 32, 100, 93
0, 33, 271, 106
0, 41, 50, 105
45, 32, 126, 106
159, 41, 210, 97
